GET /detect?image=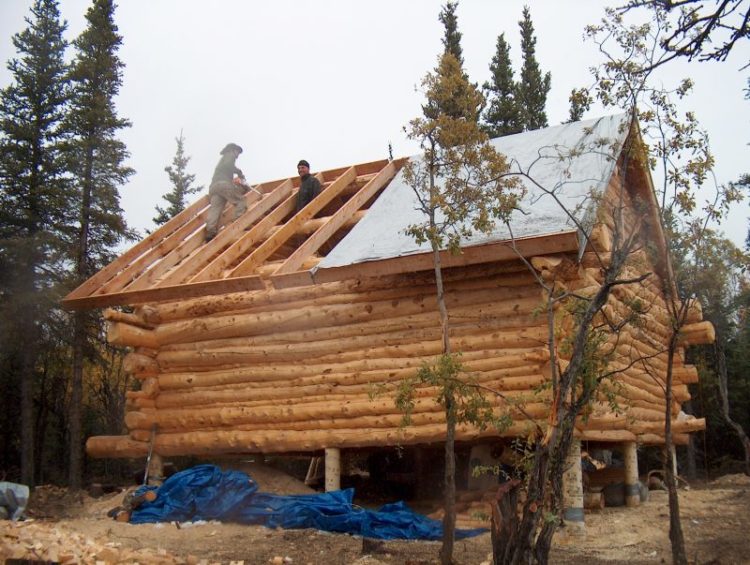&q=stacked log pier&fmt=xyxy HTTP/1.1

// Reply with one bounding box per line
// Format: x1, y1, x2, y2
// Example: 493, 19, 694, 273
88, 249, 706, 458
